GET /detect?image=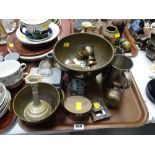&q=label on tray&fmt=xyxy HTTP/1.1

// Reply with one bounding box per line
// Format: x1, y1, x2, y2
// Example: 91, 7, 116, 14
93, 102, 100, 109
74, 124, 85, 130
63, 42, 70, 47
9, 43, 14, 48
76, 102, 82, 110
114, 33, 120, 38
